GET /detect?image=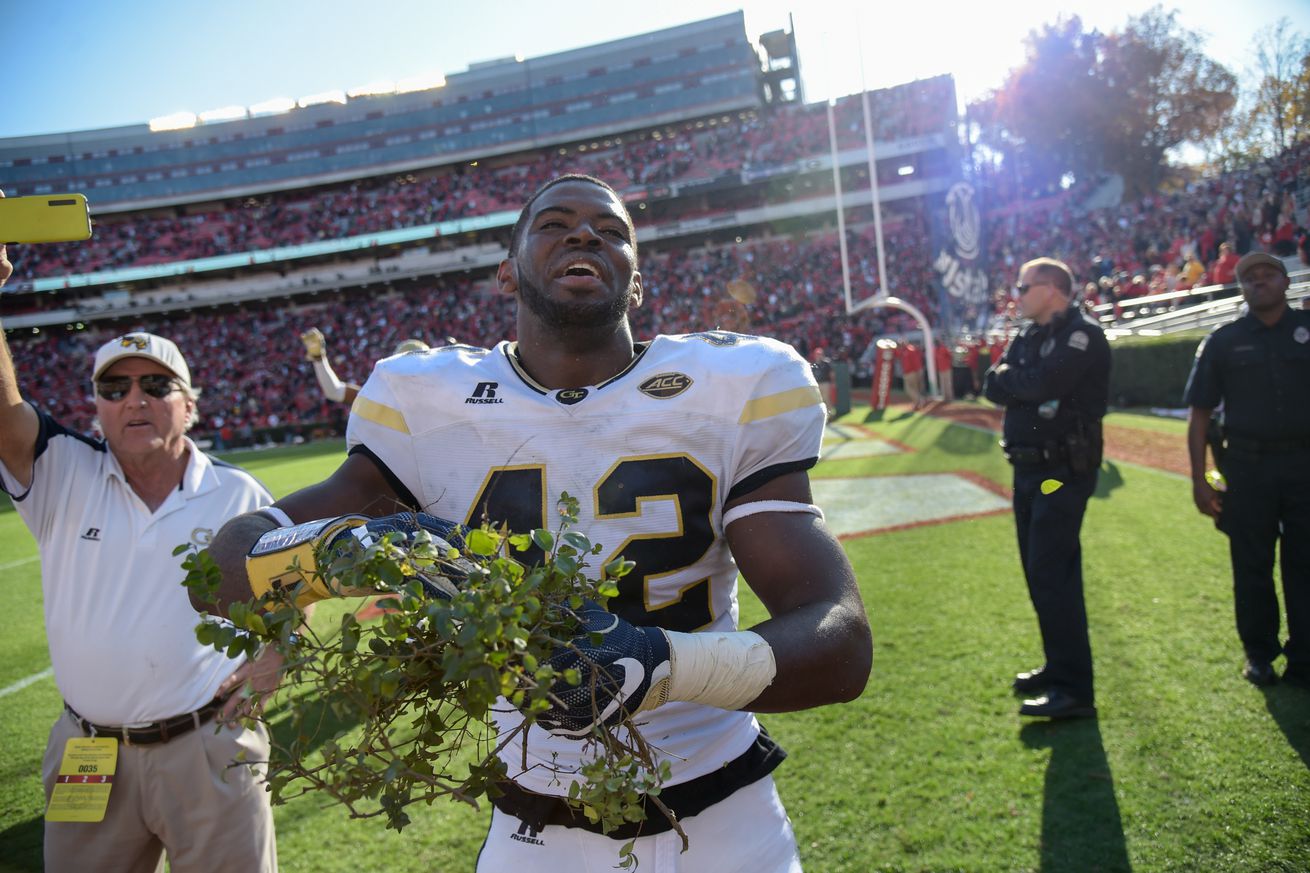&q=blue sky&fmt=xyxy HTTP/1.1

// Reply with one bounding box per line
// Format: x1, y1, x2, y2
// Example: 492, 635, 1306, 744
2, 0, 1307, 138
